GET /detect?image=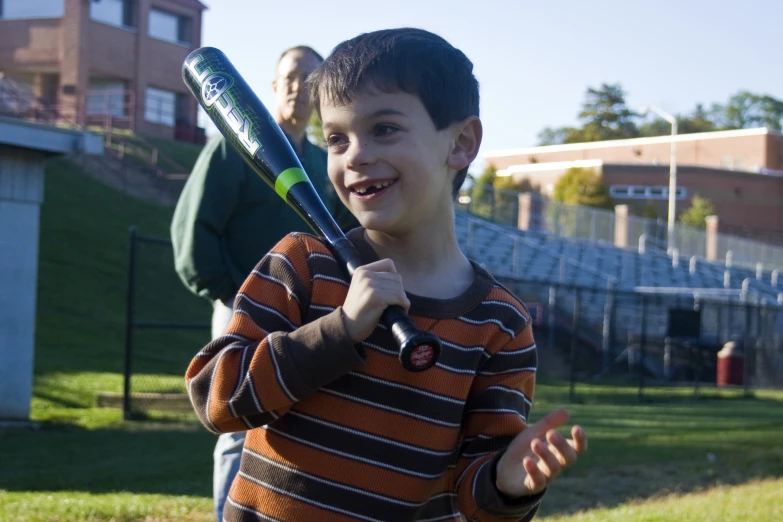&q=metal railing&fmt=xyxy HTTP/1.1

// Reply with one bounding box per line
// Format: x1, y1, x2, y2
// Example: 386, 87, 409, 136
122, 227, 210, 419
1, 75, 193, 180
459, 182, 783, 271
